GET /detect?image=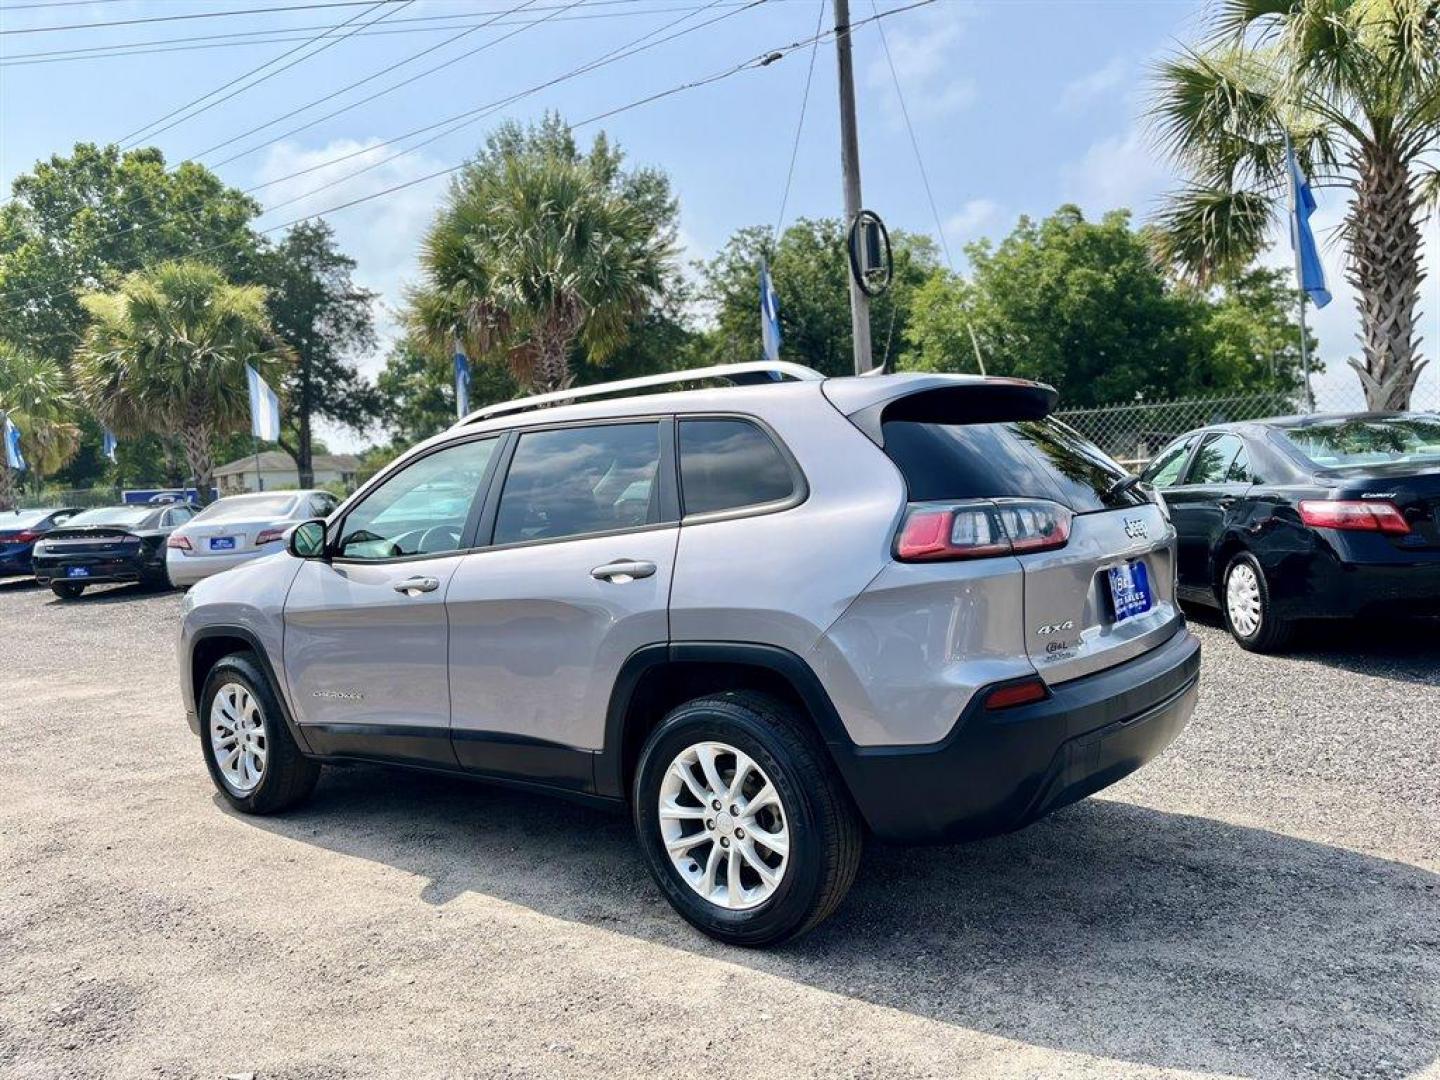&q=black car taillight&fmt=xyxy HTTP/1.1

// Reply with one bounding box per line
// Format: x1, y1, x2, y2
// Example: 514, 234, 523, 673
895, 499, 1072, 562
1298, 499, 1410, 535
